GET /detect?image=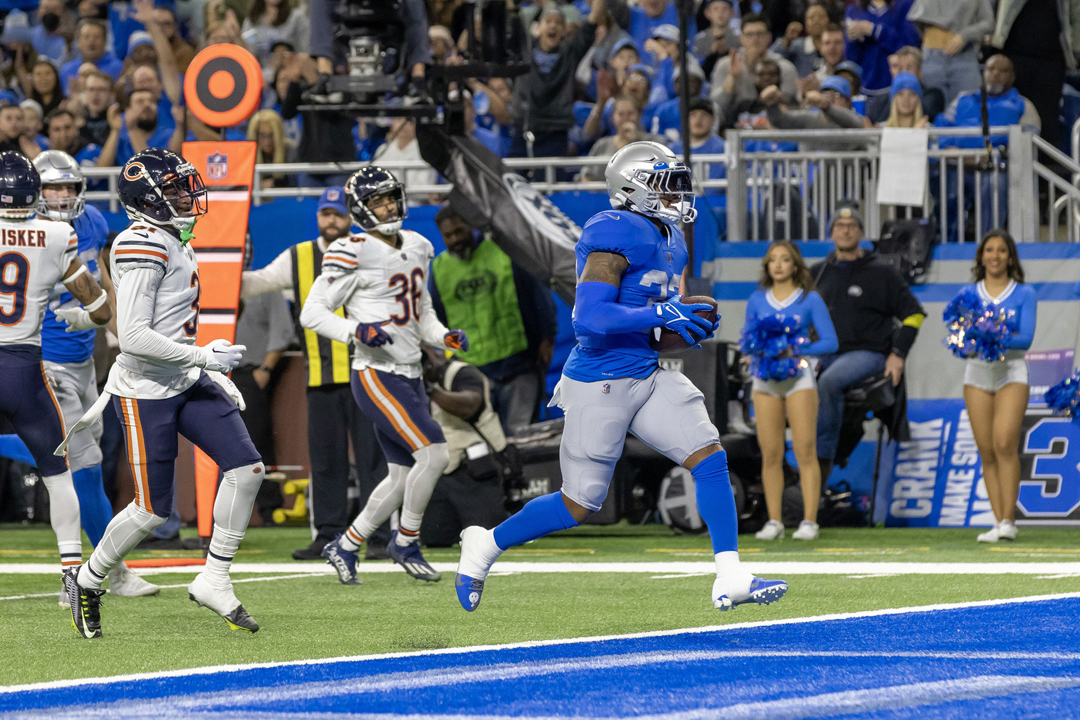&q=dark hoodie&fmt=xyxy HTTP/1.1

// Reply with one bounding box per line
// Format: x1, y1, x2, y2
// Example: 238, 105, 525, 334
810, 251, 925, 358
